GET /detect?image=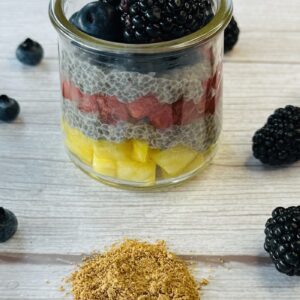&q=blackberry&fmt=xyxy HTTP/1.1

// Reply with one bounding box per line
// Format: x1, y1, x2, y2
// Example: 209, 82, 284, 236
119, 0, 214, 44
224, 17, 239, 53
264, 206, 300, 276
252, 105, 300, 166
